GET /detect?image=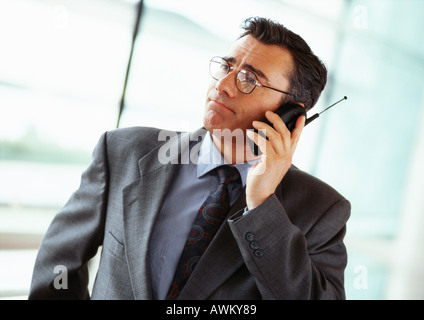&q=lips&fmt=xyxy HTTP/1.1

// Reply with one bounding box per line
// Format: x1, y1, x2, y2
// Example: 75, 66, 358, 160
209, 98, 235, 114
